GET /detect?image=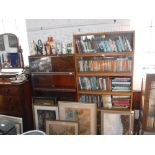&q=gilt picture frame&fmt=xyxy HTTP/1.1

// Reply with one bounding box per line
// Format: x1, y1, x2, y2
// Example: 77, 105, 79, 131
46, 120, 78, 135
58, 101, 96, 135
33, 105, 59, 132
101, 110, 134, 135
